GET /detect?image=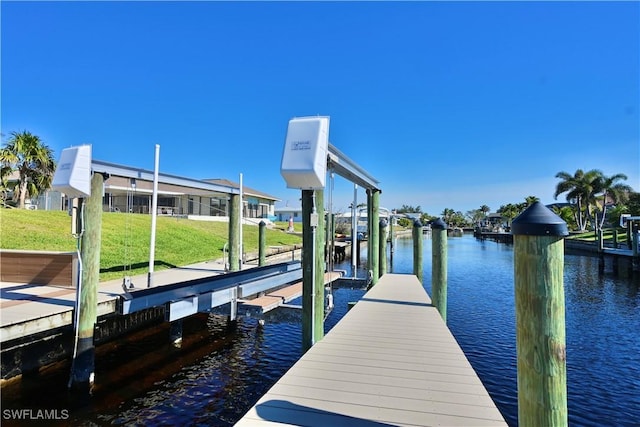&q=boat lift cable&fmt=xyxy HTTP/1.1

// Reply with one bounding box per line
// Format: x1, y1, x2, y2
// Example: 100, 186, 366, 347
68, 198, 85, 388
122, 178, 135, 290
